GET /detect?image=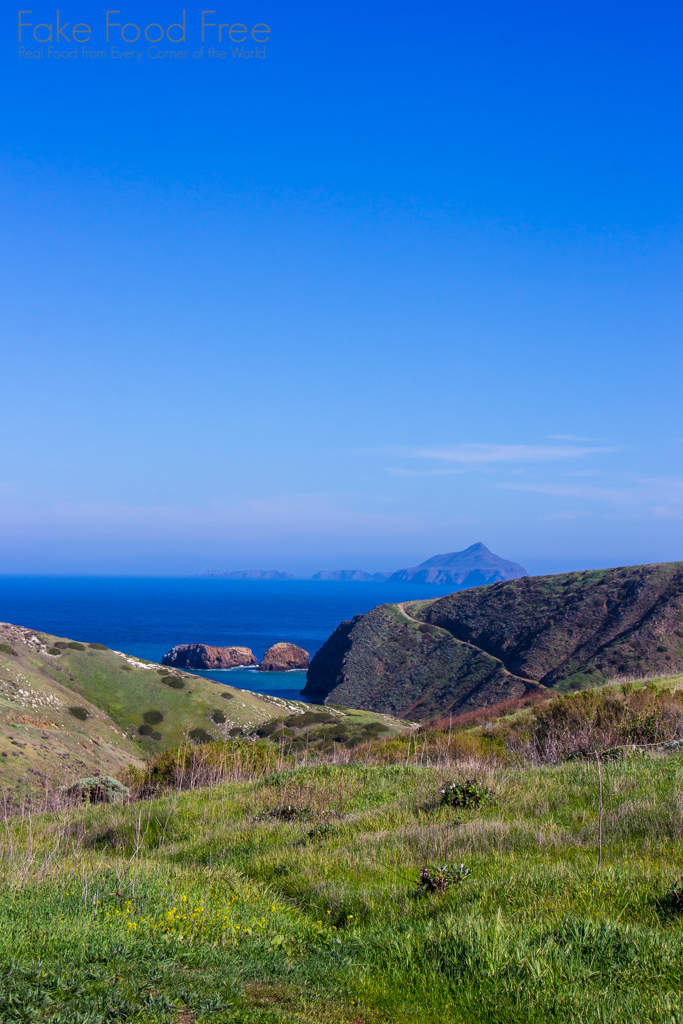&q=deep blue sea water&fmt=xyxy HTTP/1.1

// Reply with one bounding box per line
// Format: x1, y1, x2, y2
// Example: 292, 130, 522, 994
0, 578, 448, 701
